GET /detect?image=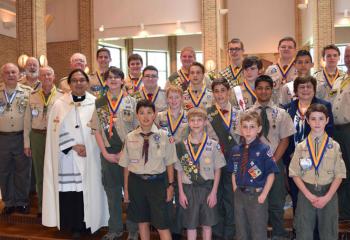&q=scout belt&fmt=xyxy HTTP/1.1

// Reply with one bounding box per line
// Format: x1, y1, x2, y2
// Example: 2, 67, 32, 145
131, 172, 165, 181
239, 186, 263, 194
